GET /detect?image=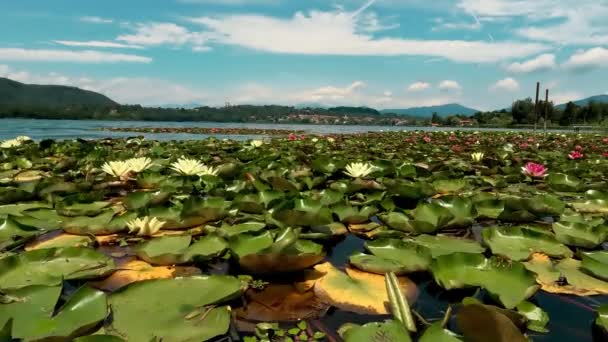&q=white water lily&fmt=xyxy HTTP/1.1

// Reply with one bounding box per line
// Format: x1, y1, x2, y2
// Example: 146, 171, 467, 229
126, 216, 166, 236
102, 160, 132, 179
344, 162, 375, 178
171, 157, 218, 176
471, 152, 484, 162
250, 140, 264, 148
0, 136, 31, 148
126, 157, 153, 173
327, 137, 335, 143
